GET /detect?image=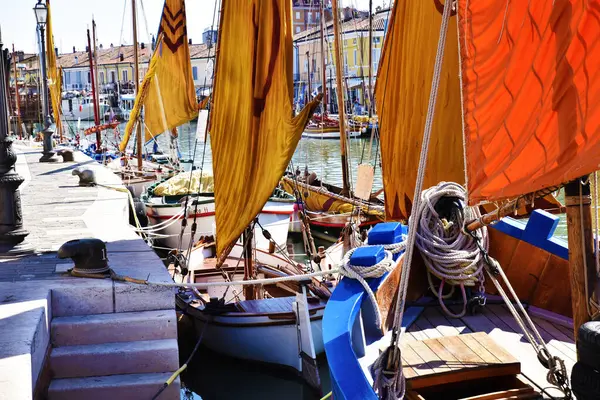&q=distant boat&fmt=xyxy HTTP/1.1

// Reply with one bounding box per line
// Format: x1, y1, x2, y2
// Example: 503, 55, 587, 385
302, 114, 362, 139
143, 174, 296, 252
62, 95, 111, 121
